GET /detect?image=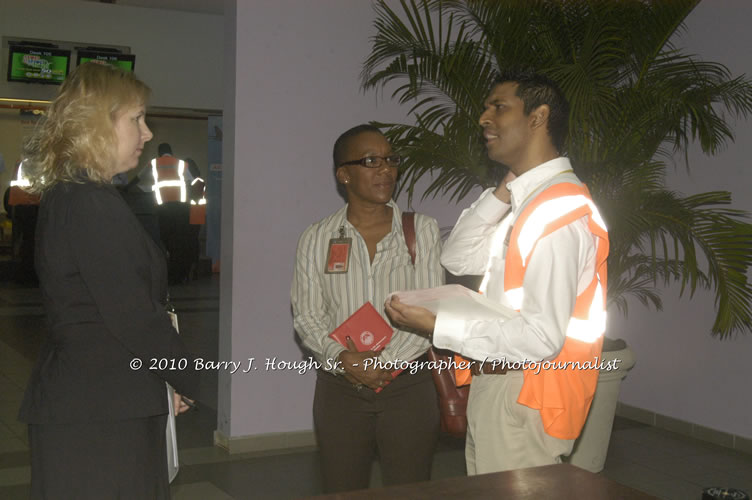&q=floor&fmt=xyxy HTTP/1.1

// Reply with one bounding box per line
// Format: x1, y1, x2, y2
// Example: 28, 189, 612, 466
1, 275, 750, 499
